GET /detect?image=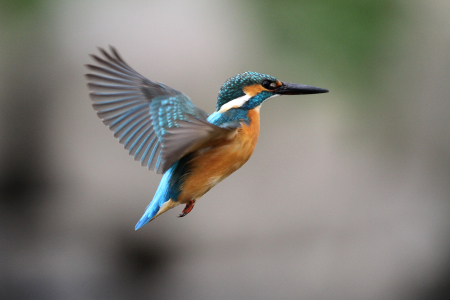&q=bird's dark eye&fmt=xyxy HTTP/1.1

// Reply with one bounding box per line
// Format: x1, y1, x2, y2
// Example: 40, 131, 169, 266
262, 80, 277, 90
